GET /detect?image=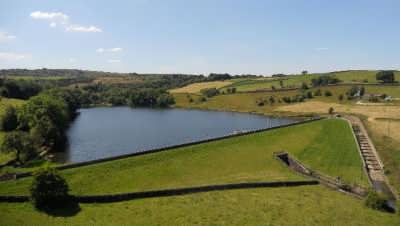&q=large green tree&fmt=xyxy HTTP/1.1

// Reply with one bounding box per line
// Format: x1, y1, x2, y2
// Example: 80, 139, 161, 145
1, 131, 36, 164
